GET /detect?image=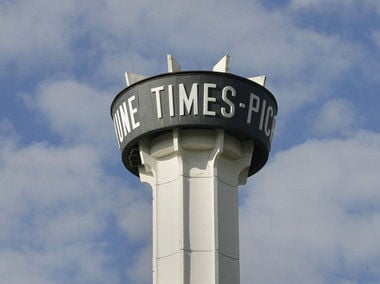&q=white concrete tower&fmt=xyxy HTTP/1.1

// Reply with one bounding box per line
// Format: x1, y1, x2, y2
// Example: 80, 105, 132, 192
111, 55, 277, 284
